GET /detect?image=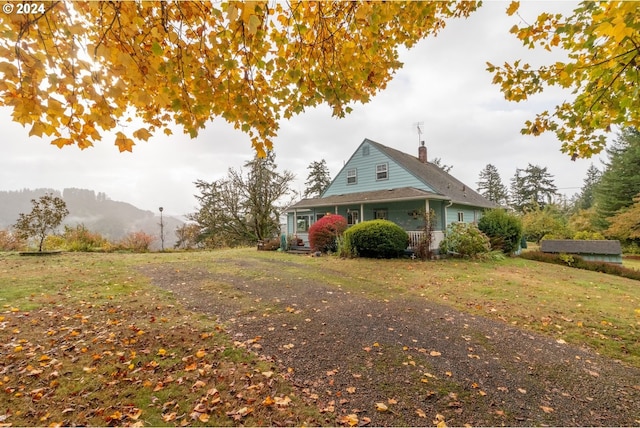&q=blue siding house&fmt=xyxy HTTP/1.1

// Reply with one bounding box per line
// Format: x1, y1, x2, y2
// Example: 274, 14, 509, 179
286, 138, 498, 249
